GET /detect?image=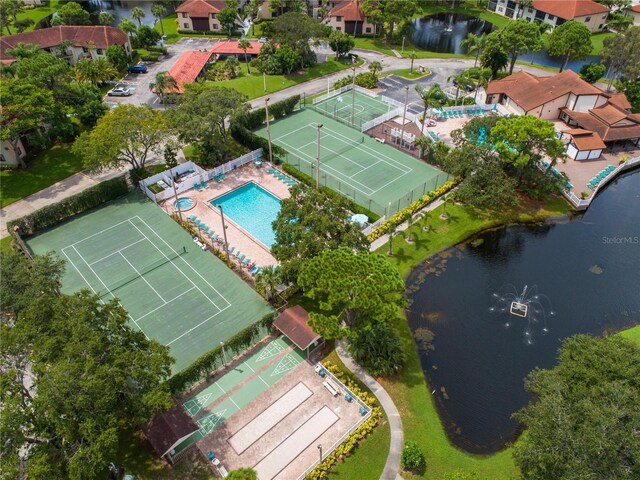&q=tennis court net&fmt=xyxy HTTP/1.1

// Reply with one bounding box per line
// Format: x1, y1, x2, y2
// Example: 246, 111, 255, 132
100, 249, 184, 296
